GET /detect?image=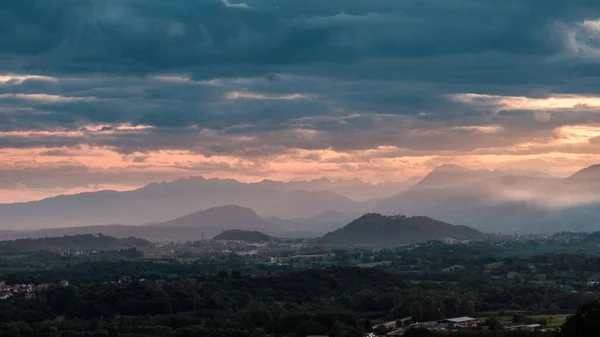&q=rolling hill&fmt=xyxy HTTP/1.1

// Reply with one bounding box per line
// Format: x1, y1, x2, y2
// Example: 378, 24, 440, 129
321, 213, 484, 245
